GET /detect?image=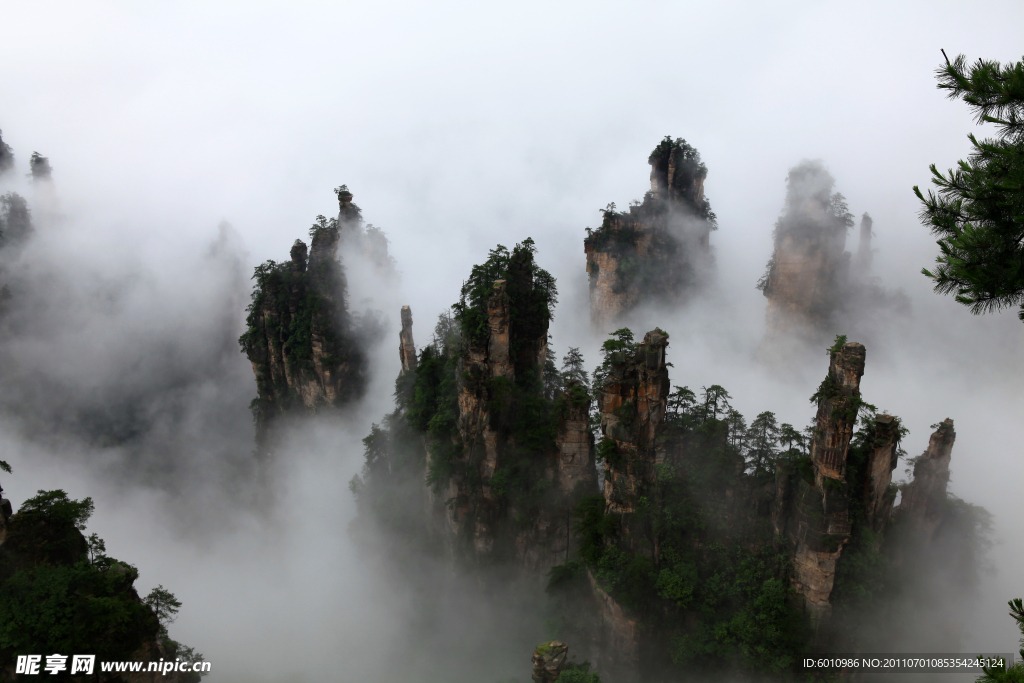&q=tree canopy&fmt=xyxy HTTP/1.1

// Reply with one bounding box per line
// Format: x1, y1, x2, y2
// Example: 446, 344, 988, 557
915, 53, 1024, 320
